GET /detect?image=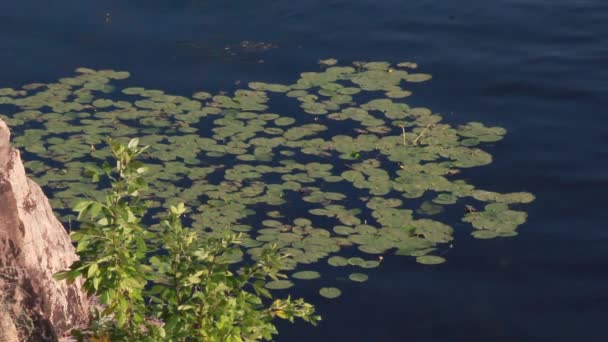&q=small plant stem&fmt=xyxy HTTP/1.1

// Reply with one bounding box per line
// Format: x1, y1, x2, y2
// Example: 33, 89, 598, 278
413, 123, 433, 145
400, 126, 406, 146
